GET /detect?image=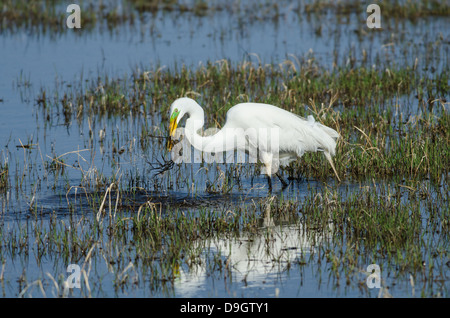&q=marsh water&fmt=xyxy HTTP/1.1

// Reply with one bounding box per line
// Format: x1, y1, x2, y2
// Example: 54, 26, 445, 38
0, 1, 449, 298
